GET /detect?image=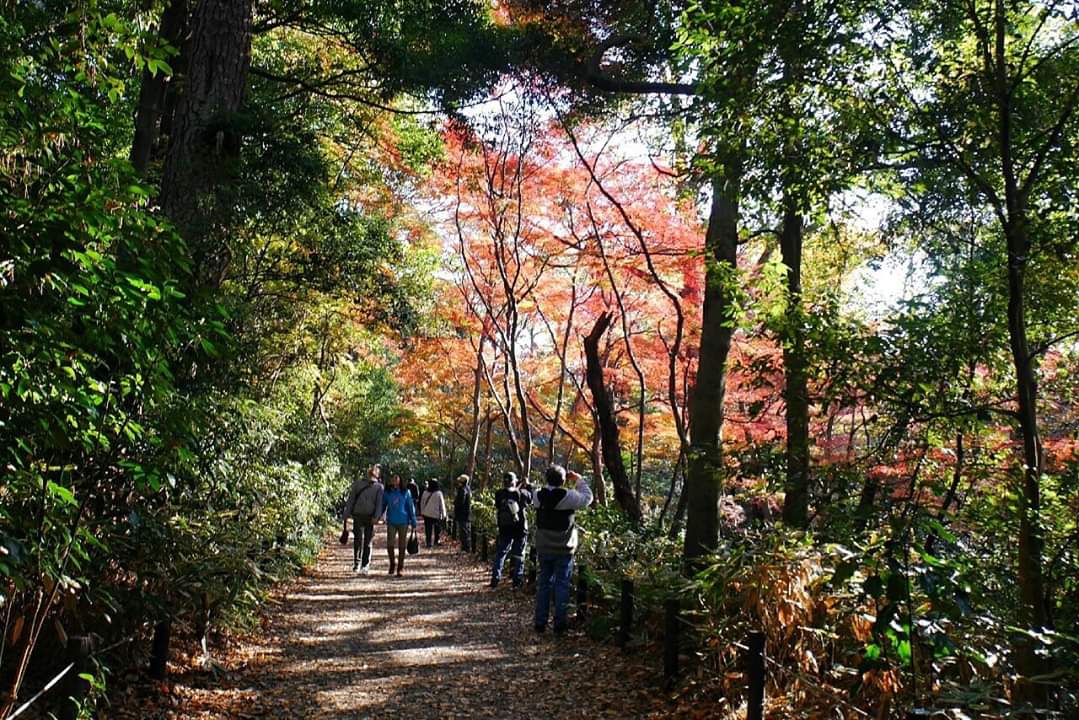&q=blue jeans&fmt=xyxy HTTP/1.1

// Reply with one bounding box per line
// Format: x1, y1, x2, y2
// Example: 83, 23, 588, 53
534, 553, 574, 629
492, 532, 525, 584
